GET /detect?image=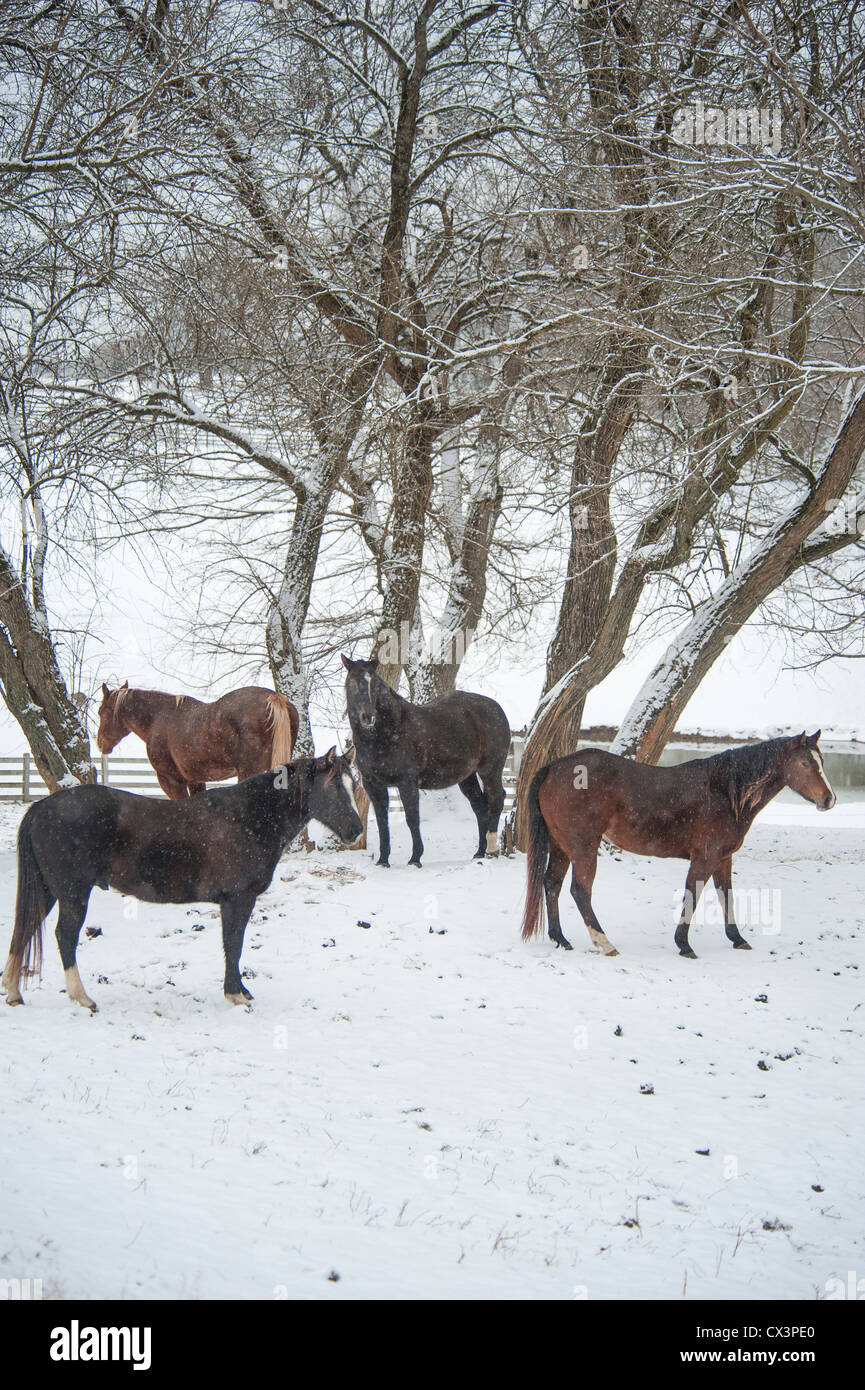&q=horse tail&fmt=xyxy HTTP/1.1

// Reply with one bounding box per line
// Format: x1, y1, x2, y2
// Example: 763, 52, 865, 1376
266, 692, 298, 769
2, 810, 55, 998
521, 767, 551, 941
